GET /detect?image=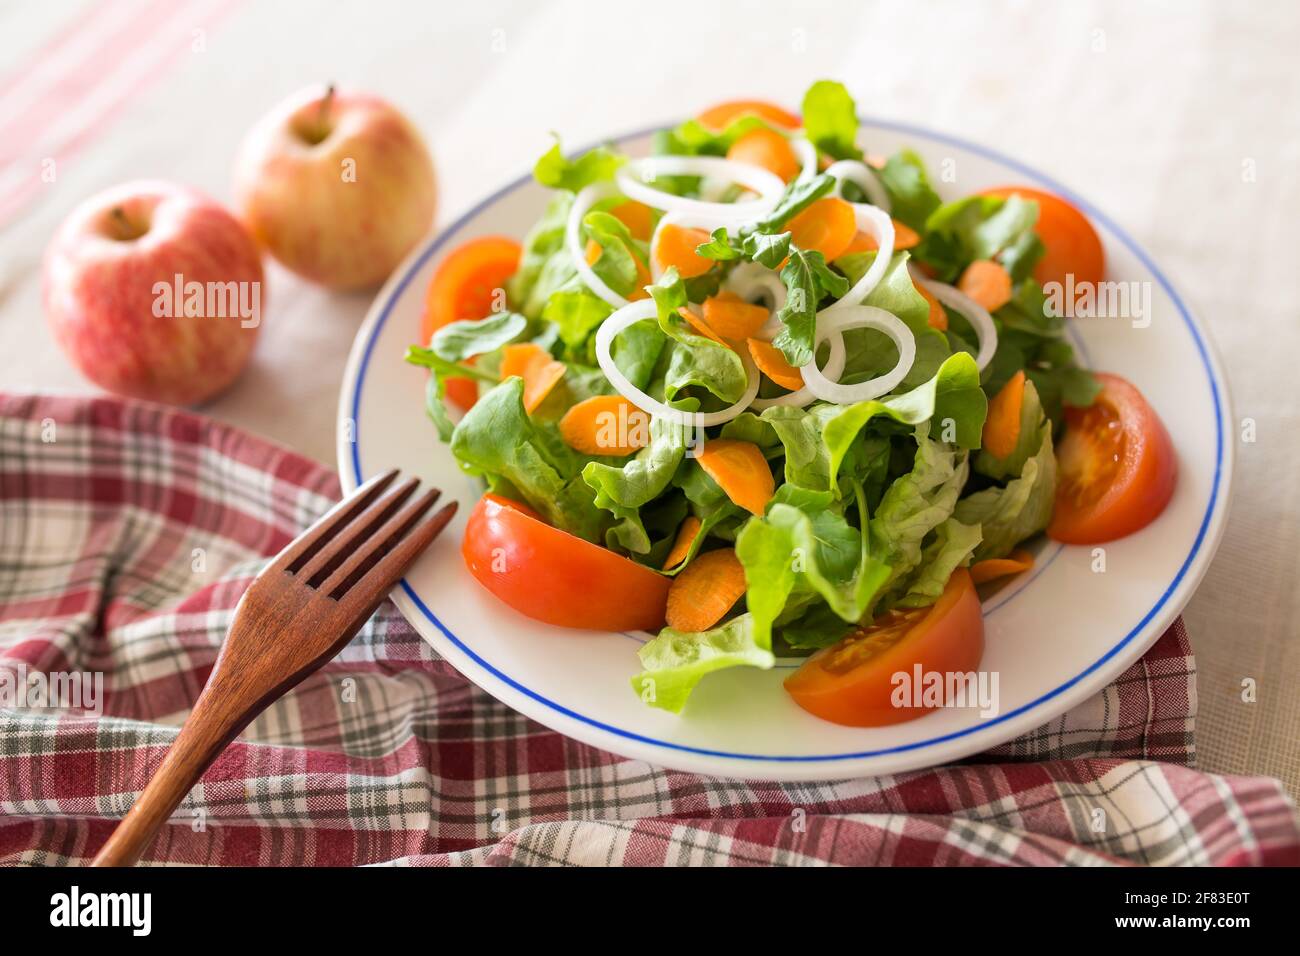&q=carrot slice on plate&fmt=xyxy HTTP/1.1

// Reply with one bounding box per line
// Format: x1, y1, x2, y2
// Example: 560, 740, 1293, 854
681, 308, 731, 348
662, 516, 703, 570
702, 292, 769, 340
696, 439, 775, 516
665, 548, 748, 632
559, 395, 650, 456
609, 200, 655, 241
652, 223, 715, 279
501, 343, 566, 413
982, 370, 1026, 459
786, 197, 857, 262
958, 259, 1013, 312
969, 549, 1035, 585
917, 282, 947, 330
842, 219, 921, 254
727, 127, 800, 182
747, 338, 804, 391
